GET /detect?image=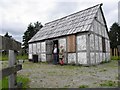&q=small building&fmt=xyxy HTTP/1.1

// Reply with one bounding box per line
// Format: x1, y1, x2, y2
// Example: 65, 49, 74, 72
28, 4, 110, 66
